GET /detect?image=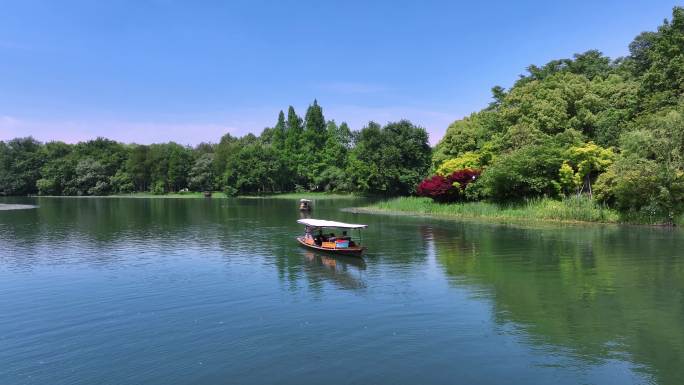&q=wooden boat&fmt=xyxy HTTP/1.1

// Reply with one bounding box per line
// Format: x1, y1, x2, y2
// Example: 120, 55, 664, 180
299, 199, 312, 211
296, 218, 367, 256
